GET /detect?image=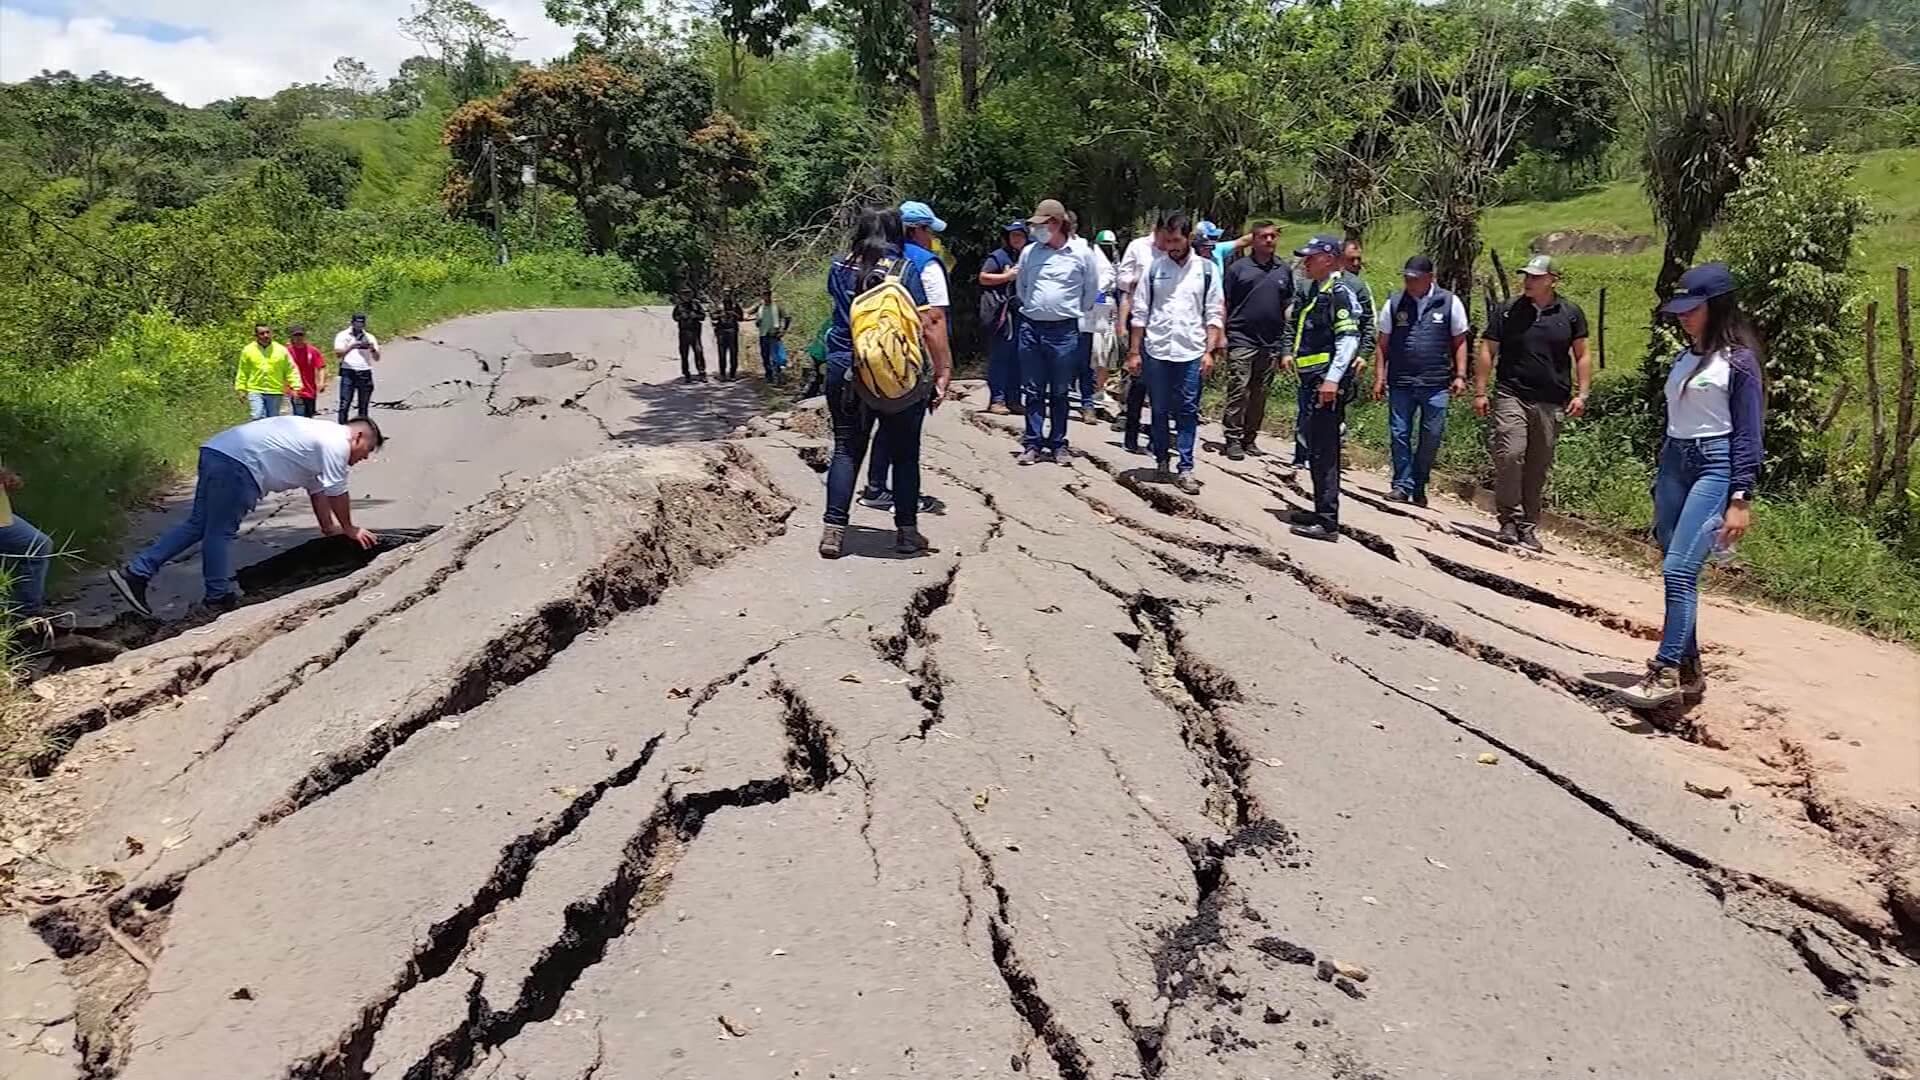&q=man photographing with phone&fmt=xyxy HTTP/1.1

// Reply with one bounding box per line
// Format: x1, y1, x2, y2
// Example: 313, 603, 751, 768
334, 313, 380, 424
